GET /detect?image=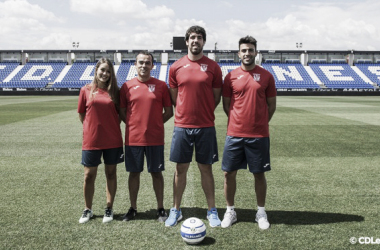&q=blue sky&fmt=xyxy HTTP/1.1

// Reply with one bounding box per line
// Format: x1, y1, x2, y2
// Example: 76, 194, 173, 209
0, 0, 379, 51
